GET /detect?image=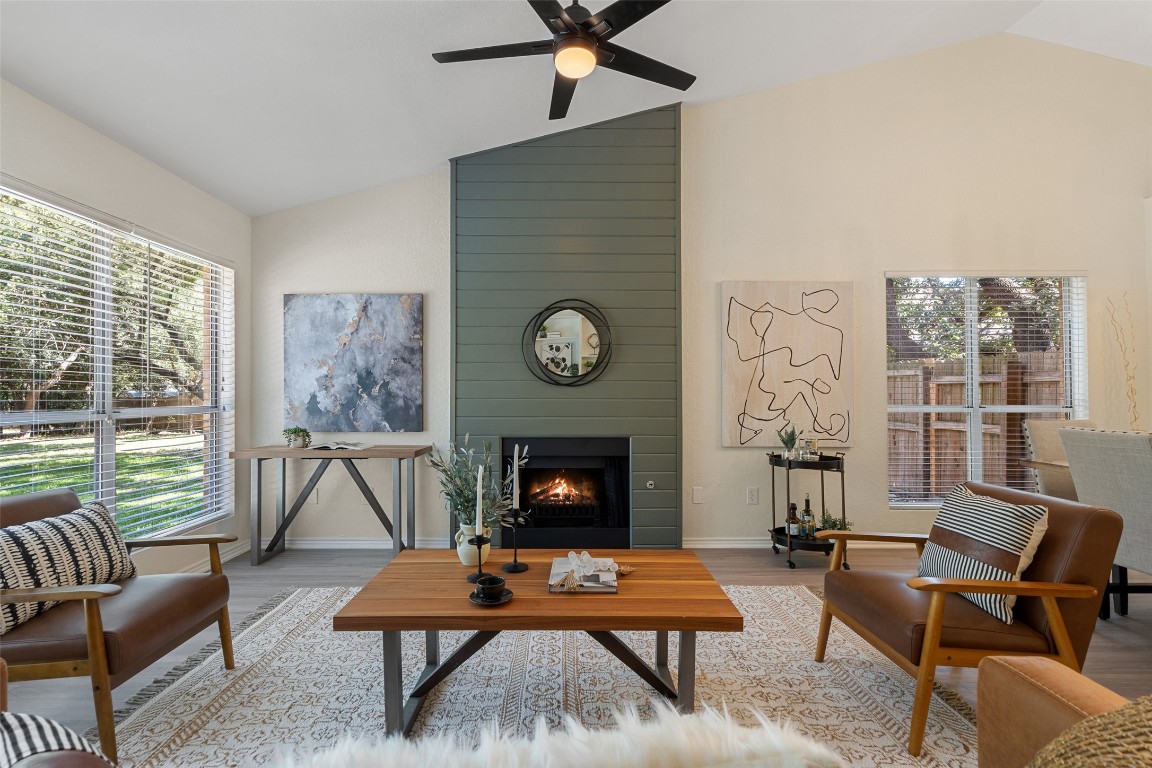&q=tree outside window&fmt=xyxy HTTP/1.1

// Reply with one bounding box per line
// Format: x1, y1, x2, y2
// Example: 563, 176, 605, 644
886, 275, 1086, 504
